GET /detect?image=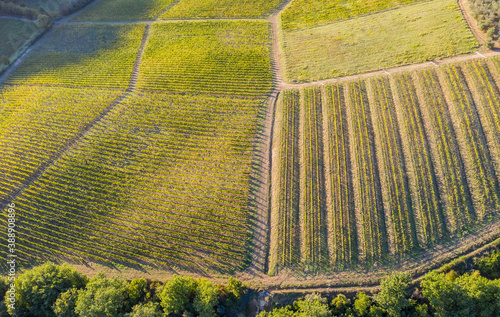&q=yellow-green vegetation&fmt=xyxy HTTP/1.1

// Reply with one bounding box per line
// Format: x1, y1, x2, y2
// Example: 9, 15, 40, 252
71, 0, 176, 21
5, 24, 144, 88
282, 0, 422, 31
0, 85, 122, 201
138, 21, 272, 97
160, 0, 283, 19
6, 91, 265, 271
282, 0, 477, 82
0, 18, 43, 72
6, 0, 84, 16
270, 56, 500, 273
